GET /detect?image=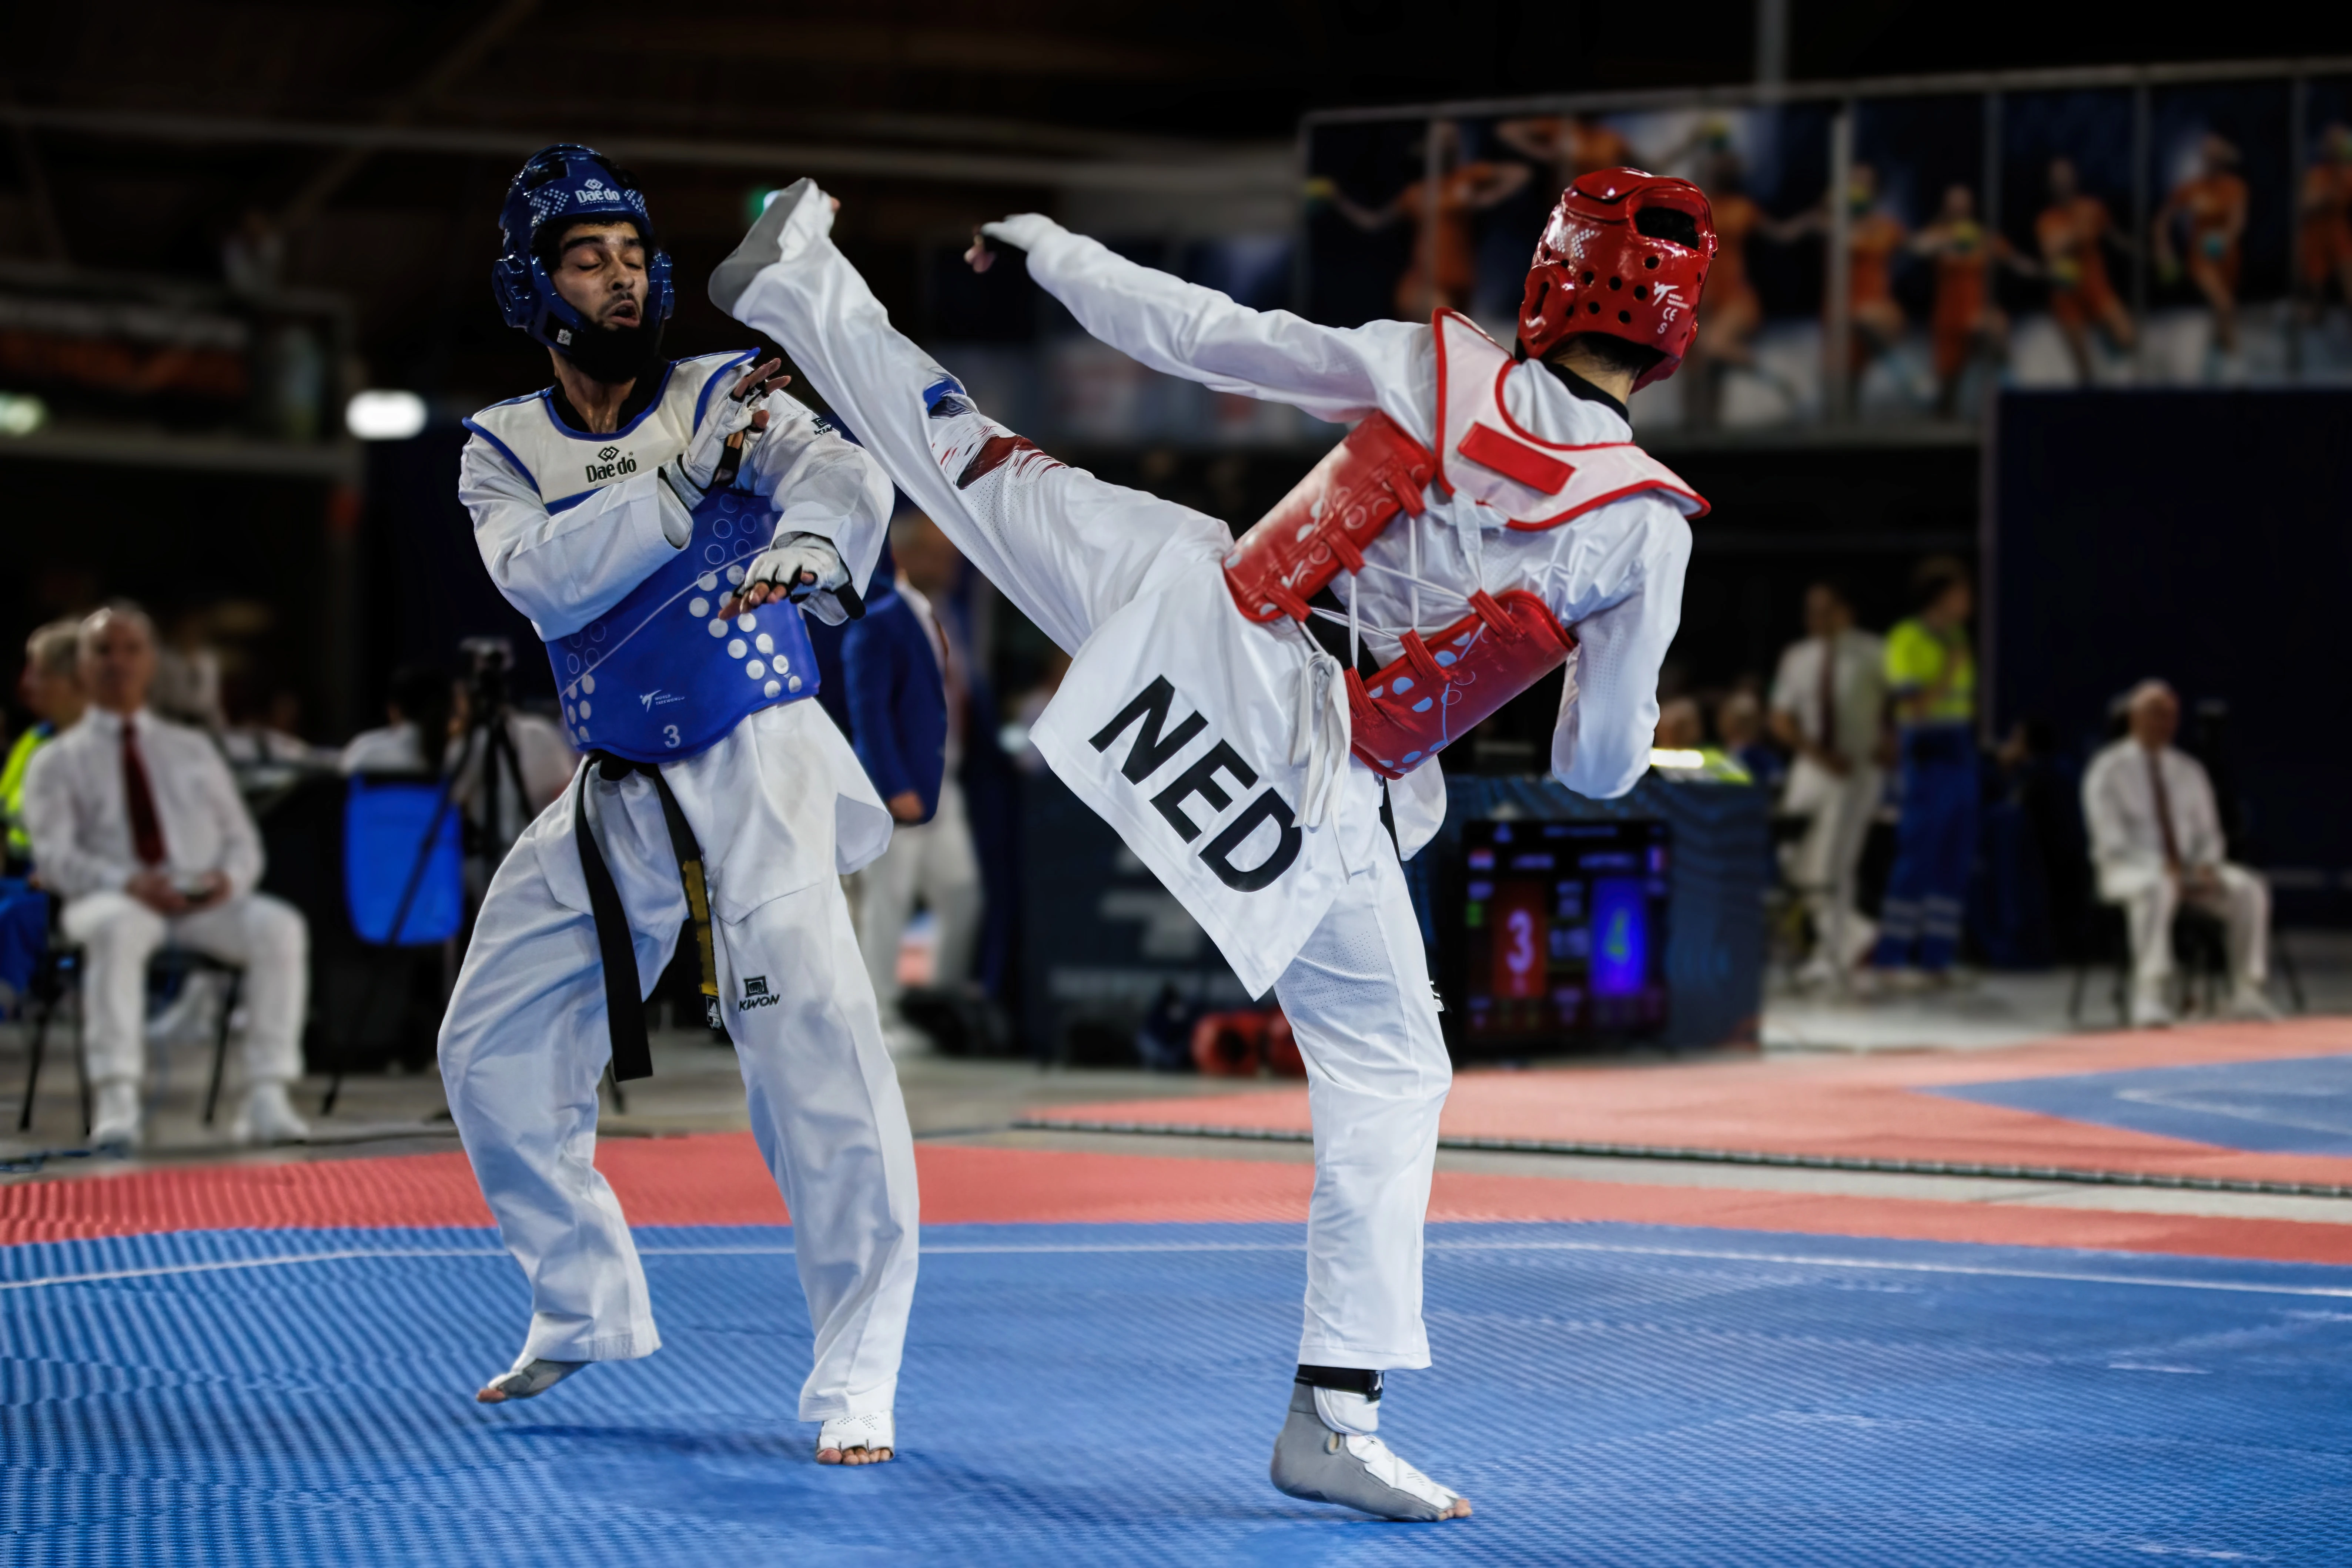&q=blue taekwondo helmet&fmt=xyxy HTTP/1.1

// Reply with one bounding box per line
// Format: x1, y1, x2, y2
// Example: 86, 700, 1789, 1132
491, 144, 676, 353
